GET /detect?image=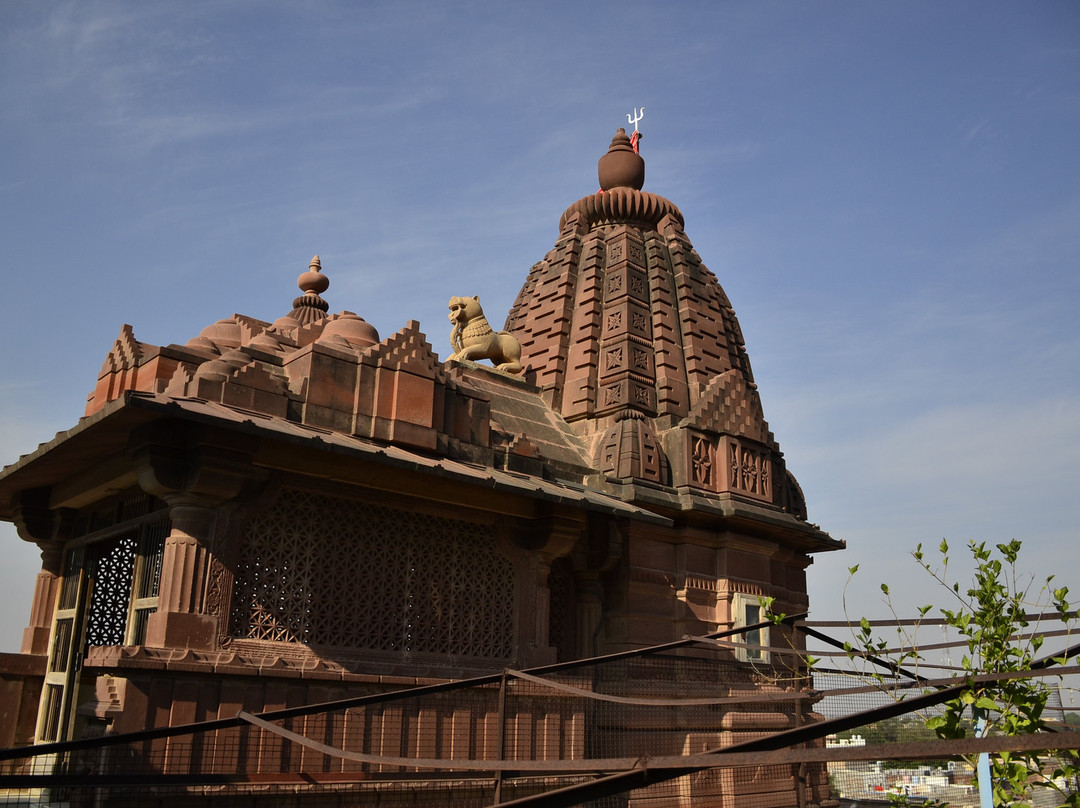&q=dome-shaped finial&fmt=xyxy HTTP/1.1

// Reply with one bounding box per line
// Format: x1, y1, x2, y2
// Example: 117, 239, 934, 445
290, 254, 330, 325
598, 127, 645, 191
298, 255, 330, 295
